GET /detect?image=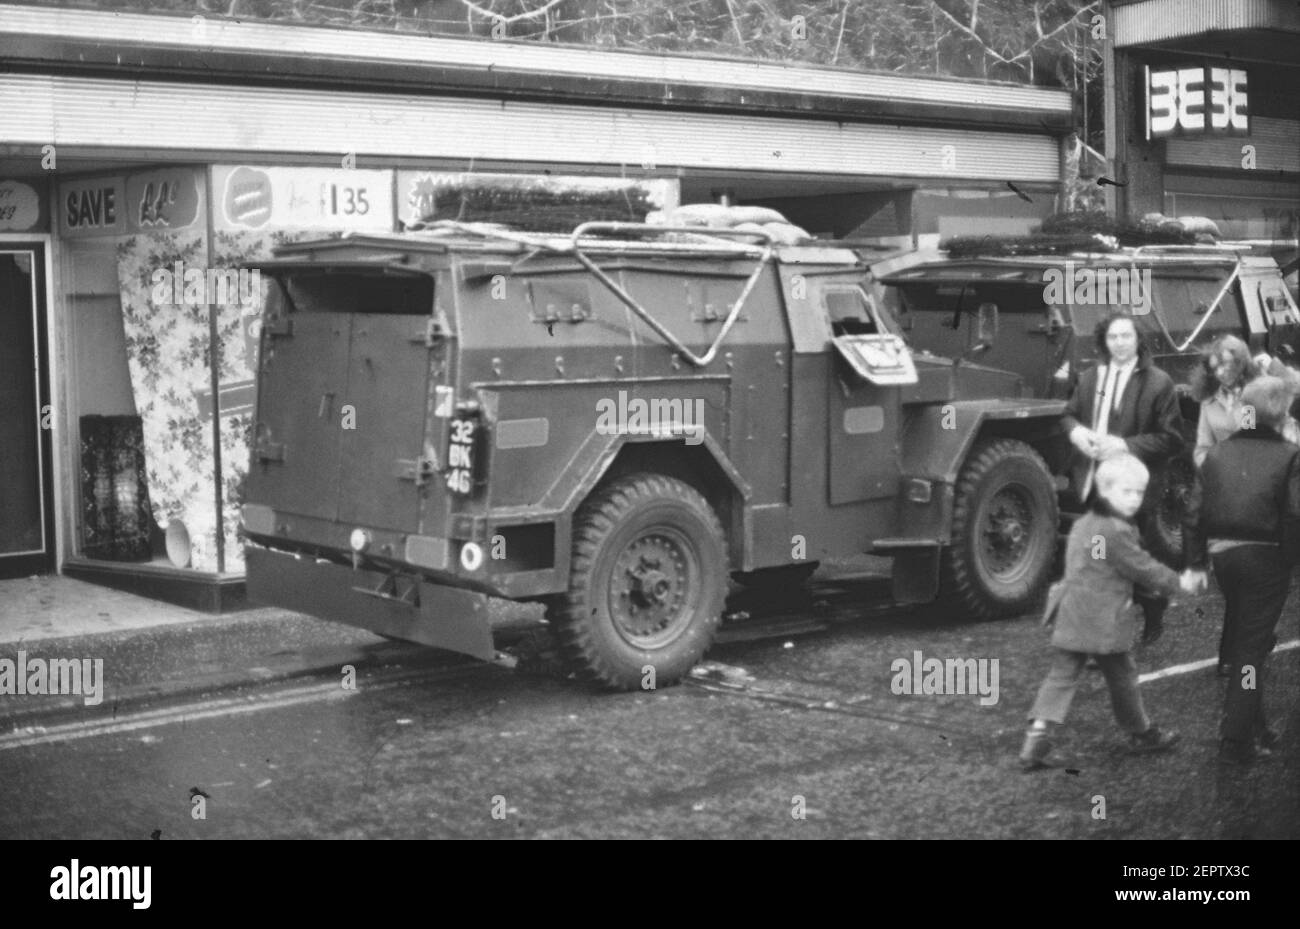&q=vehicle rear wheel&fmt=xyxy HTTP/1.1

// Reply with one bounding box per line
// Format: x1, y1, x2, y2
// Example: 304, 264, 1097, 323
1144, 455, 1193, 568
549, 473, 727, 690
940, 438, 1059, 620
